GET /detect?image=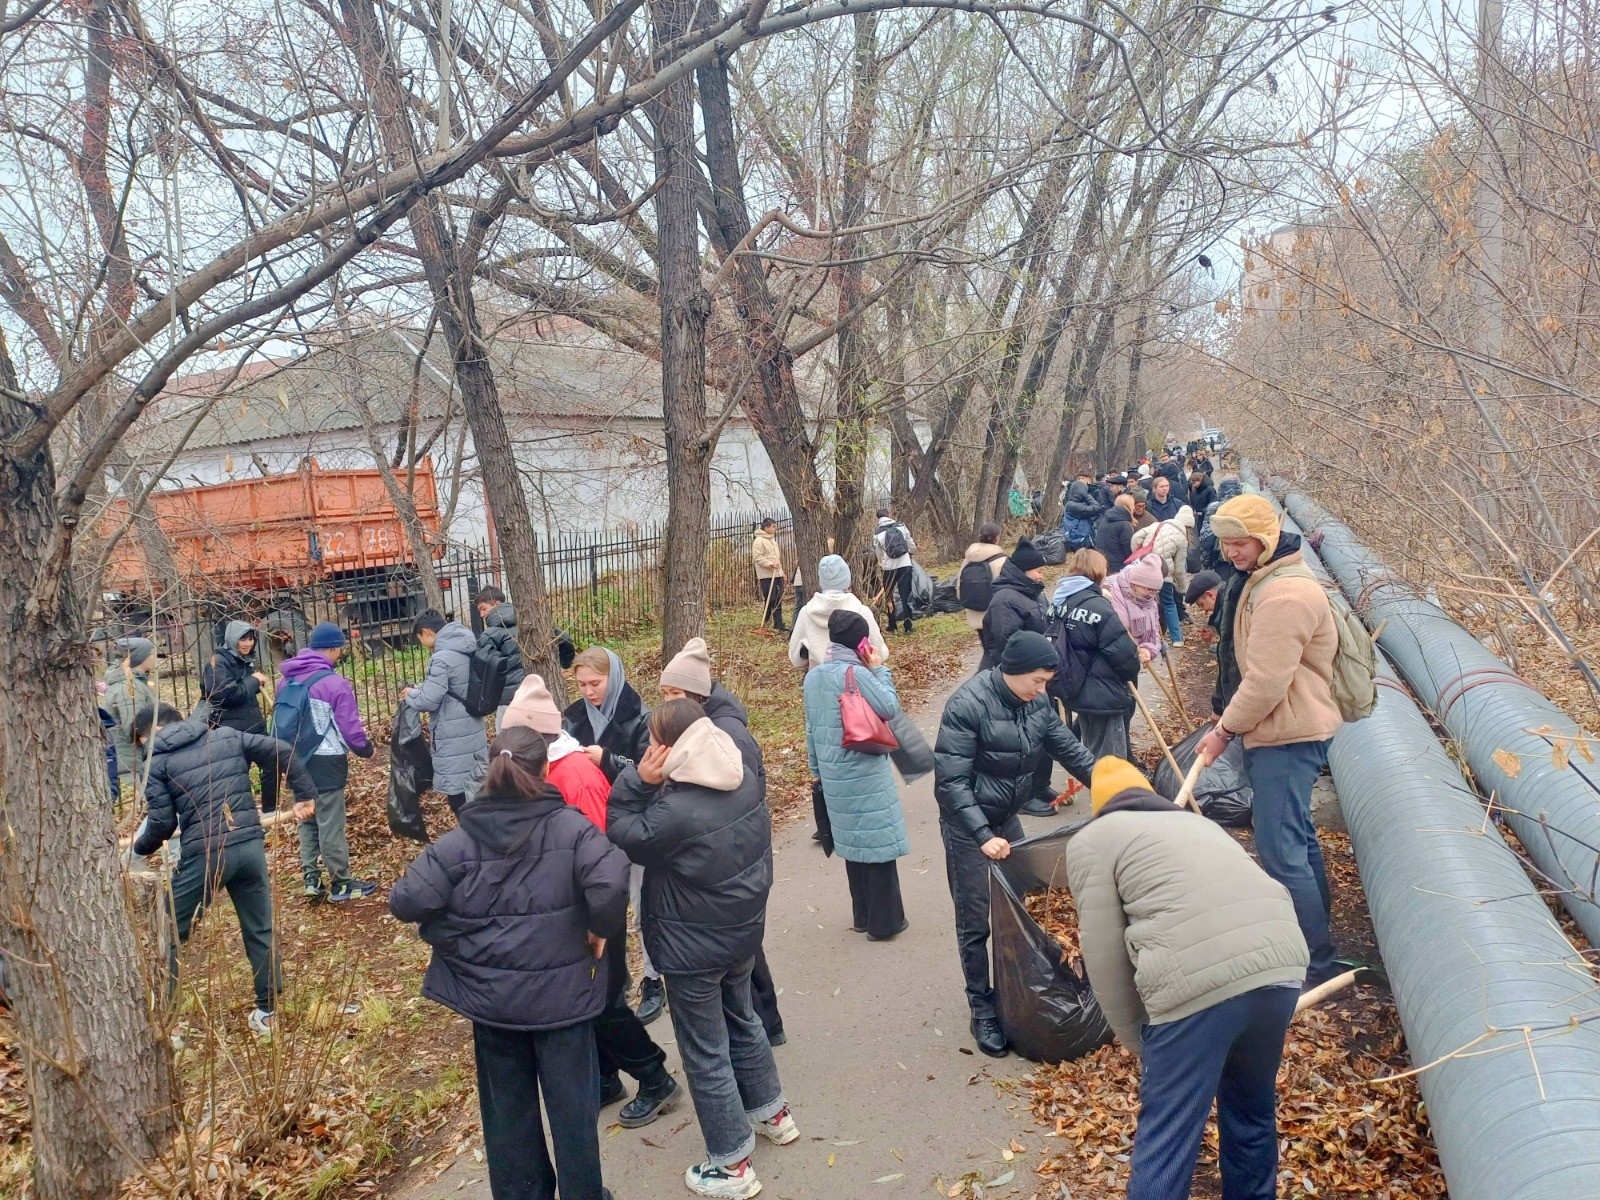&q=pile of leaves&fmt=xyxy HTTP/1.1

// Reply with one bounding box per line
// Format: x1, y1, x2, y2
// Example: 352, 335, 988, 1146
1022, 887, 1083, 967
